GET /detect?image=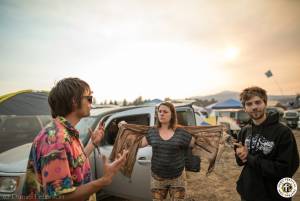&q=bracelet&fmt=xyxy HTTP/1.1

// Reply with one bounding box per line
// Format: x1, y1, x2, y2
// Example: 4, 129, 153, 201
92, 142, 98, 148
93, 142, 101, 156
